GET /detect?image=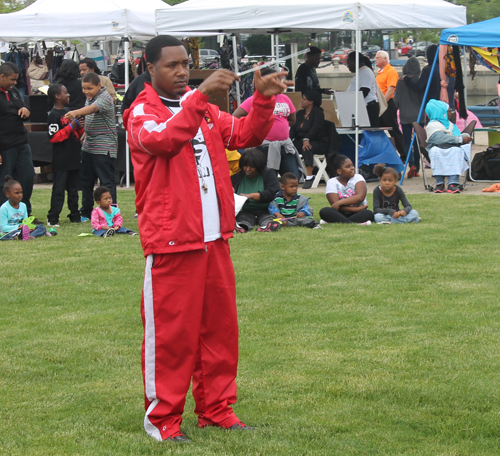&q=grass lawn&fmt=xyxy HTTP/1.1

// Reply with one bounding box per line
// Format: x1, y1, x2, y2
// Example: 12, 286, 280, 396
1, 189, 500, 455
